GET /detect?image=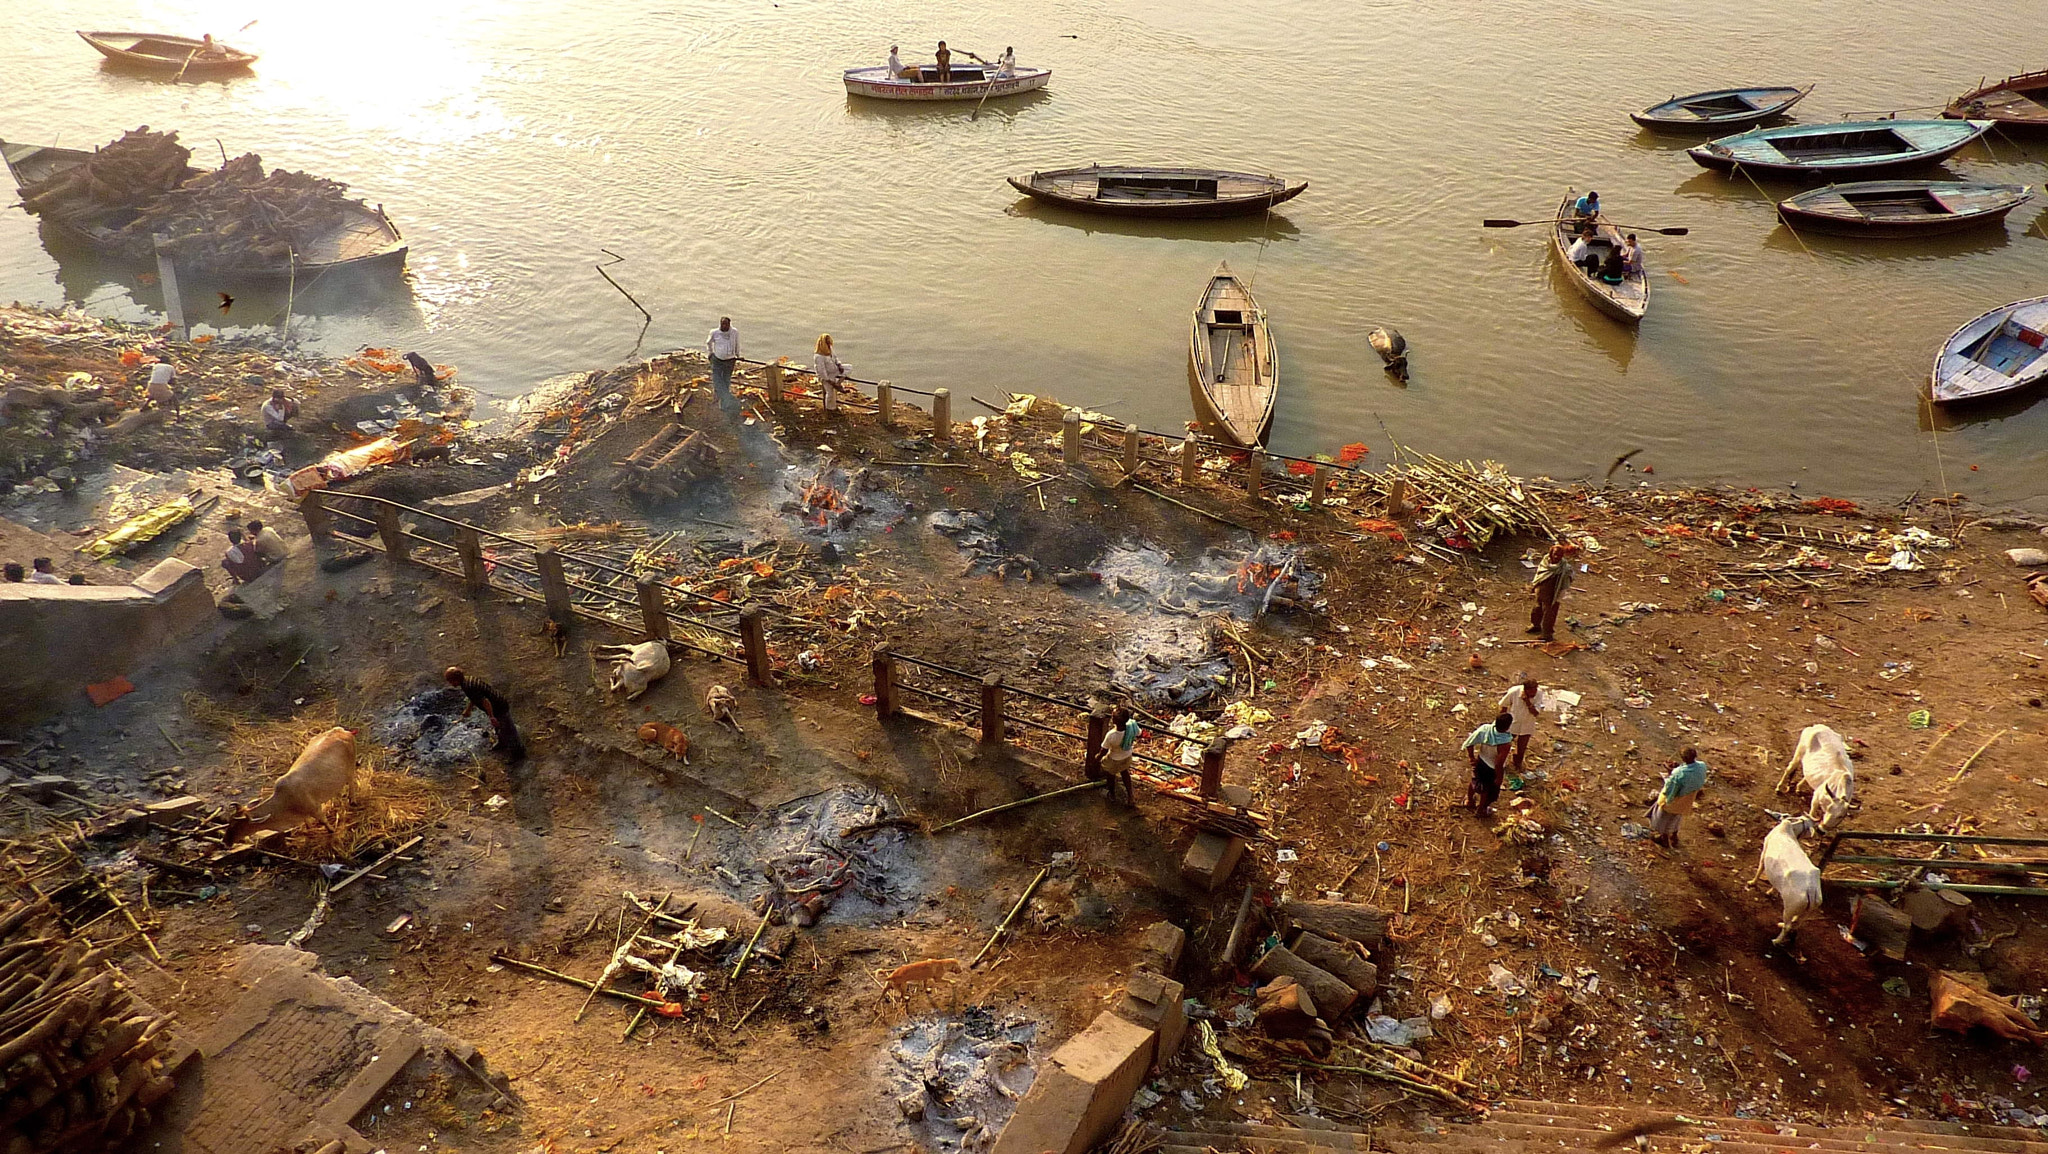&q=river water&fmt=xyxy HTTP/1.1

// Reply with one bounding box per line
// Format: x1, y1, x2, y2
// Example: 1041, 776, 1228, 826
4, 0, 2046, 505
